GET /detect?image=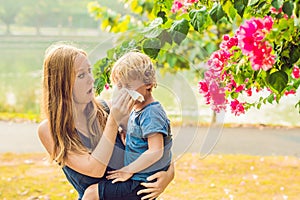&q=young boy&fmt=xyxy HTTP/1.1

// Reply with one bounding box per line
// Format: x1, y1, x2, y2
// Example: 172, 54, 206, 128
107, 51, 173, 184
82, 51, 172, 200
